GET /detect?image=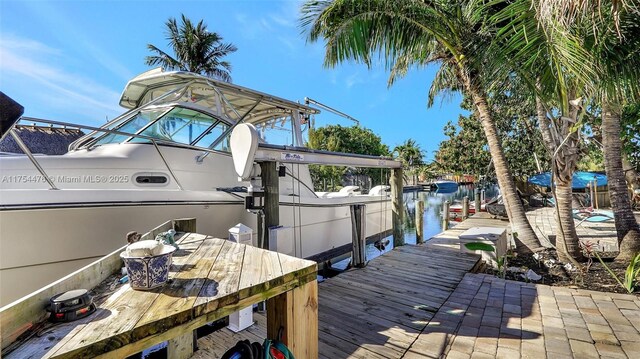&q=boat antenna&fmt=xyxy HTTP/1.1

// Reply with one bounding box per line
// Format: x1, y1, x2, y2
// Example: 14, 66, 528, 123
304, 97, 359, 125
